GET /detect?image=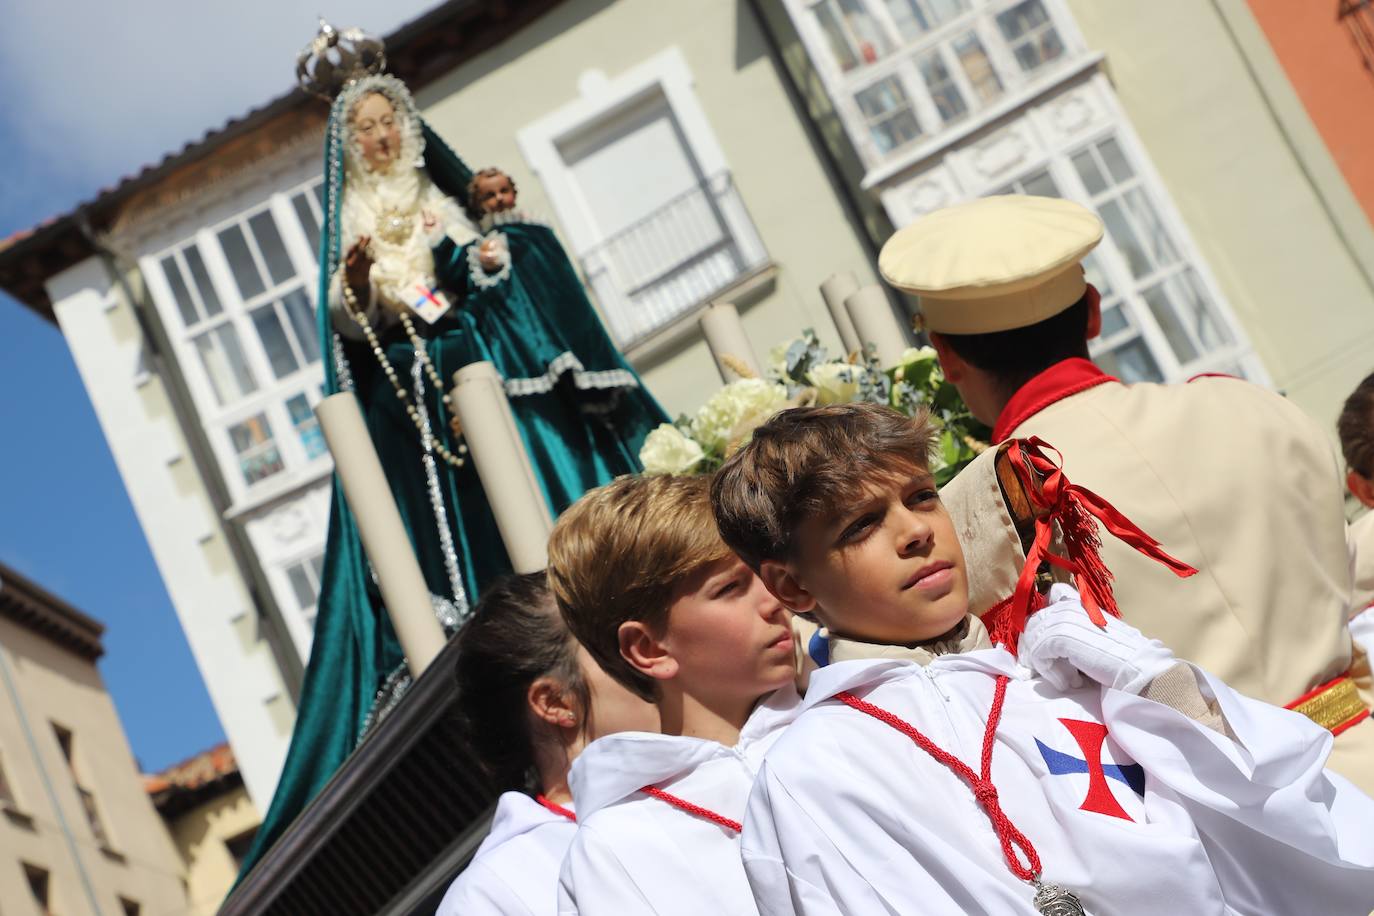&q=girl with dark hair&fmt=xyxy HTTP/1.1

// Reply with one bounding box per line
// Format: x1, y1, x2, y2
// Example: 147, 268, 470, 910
436, 572, 658, 915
